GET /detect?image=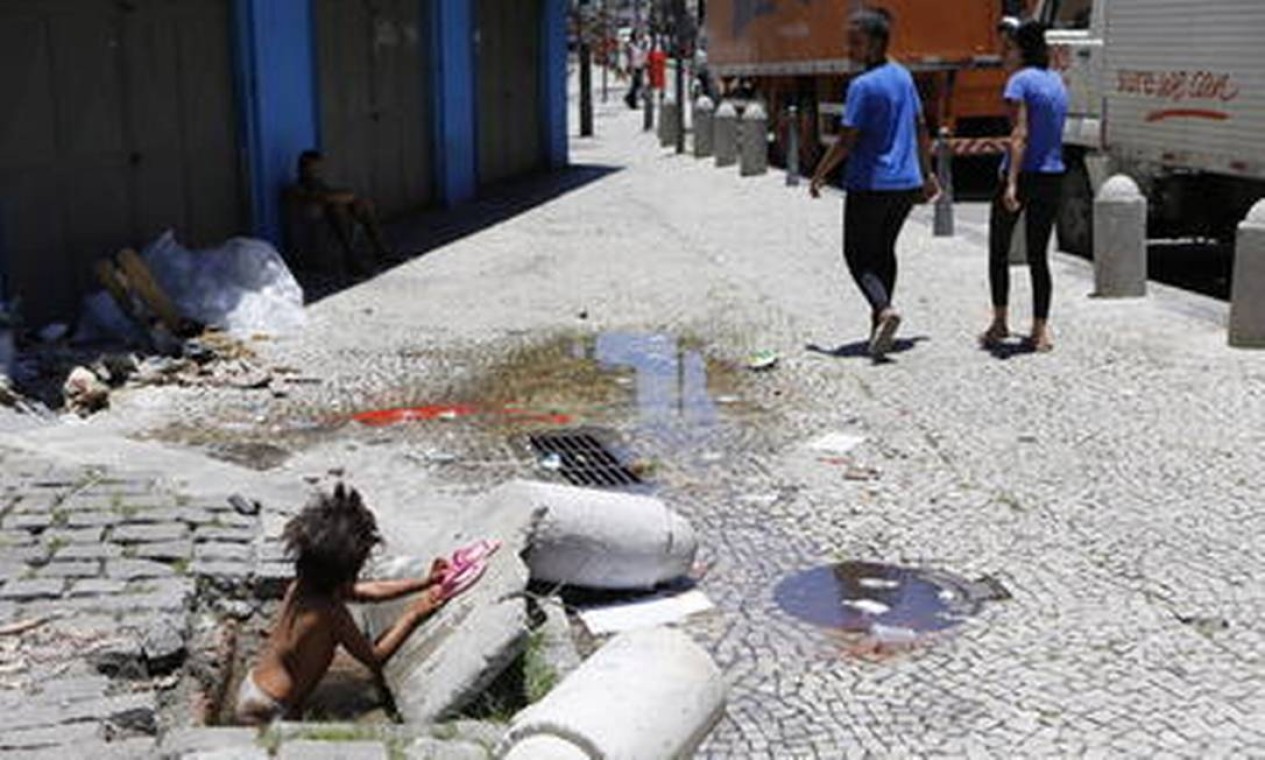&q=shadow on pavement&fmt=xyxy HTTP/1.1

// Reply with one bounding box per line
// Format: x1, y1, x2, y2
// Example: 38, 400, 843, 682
805, 336, 929, 362
302, 163, 623, 304
980, 338, 1037, 360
